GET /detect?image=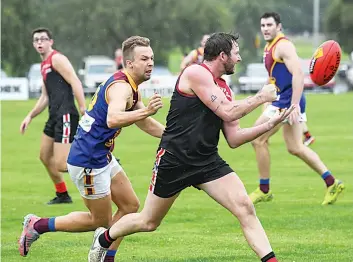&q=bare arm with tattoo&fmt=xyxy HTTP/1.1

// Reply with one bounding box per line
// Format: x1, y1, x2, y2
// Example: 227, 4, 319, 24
222, 105, 295, 148
182, 65, 278, 122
